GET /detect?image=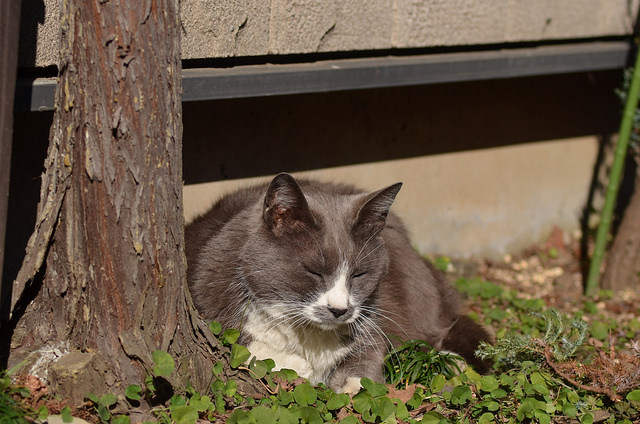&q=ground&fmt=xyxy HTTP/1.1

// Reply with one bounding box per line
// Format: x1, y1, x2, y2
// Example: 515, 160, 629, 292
450, 226, 639, 336
5, 226, 640, 423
